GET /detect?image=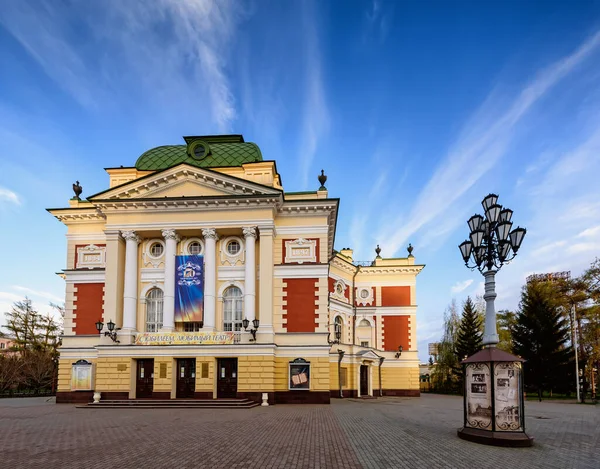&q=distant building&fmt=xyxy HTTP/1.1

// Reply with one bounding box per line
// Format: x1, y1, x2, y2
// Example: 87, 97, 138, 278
0, 337, 15, 354
526, 271, 570, 284
428, 342, 440, 357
